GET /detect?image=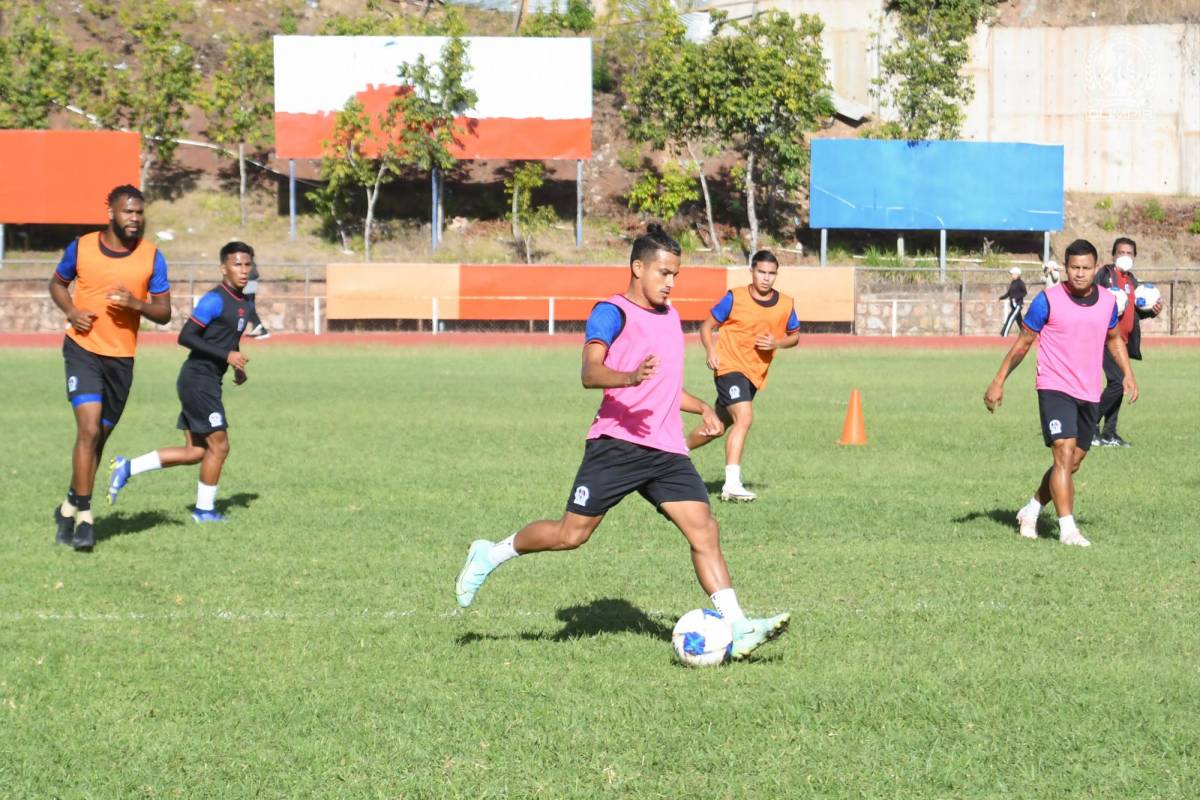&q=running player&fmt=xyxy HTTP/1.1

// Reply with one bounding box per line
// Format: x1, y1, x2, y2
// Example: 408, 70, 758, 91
984, 239, 1137, 547
454, 225, 790, 660
107, 241, 254, 522
685, 250, 800, 501
49, 185, 172, 551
